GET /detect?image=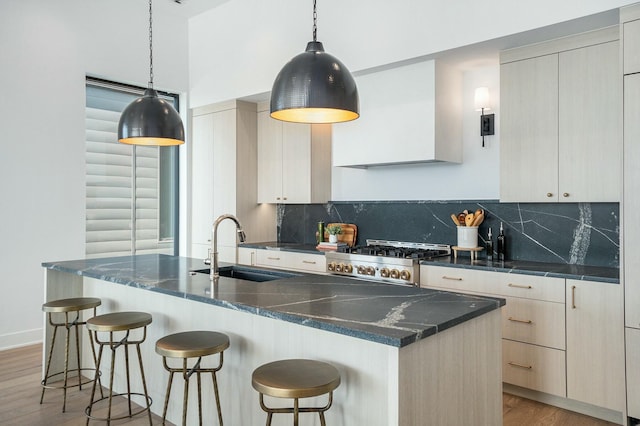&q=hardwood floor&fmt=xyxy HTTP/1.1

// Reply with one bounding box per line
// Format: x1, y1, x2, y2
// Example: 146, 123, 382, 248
0, 344, 168, 425
0, 344, 619, 425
